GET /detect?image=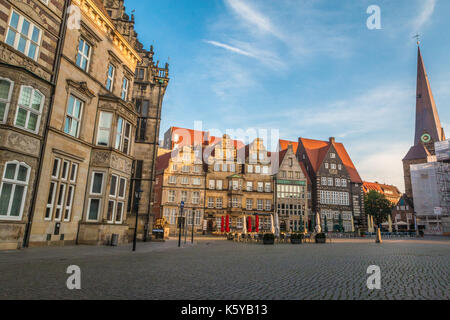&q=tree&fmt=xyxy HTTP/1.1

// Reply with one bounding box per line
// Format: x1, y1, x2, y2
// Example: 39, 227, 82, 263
338, 213, 344, 232
364, 190, 393, 227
